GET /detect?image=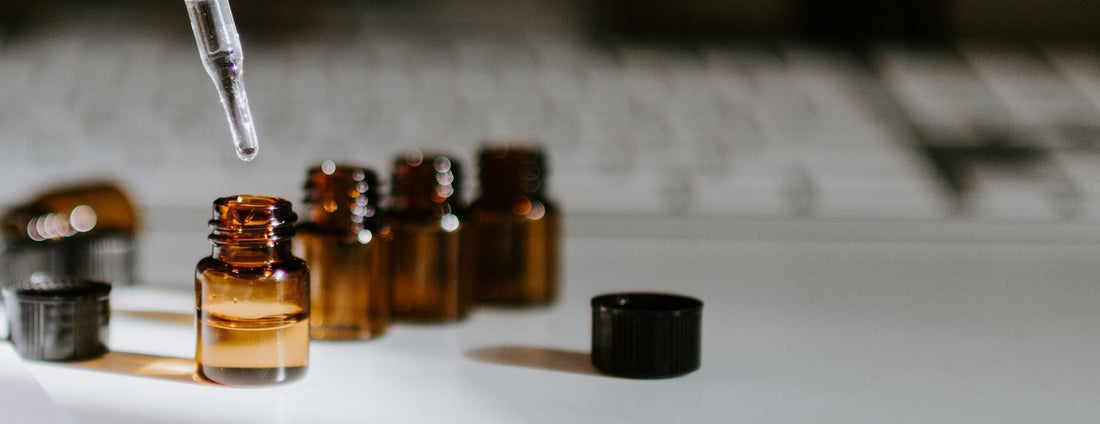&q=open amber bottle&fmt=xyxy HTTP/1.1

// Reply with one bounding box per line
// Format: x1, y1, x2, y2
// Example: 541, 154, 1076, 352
467, 145, 560, 306
195, 195, 309, 386
296, 162, 392, 340
388, 152, 471, 322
